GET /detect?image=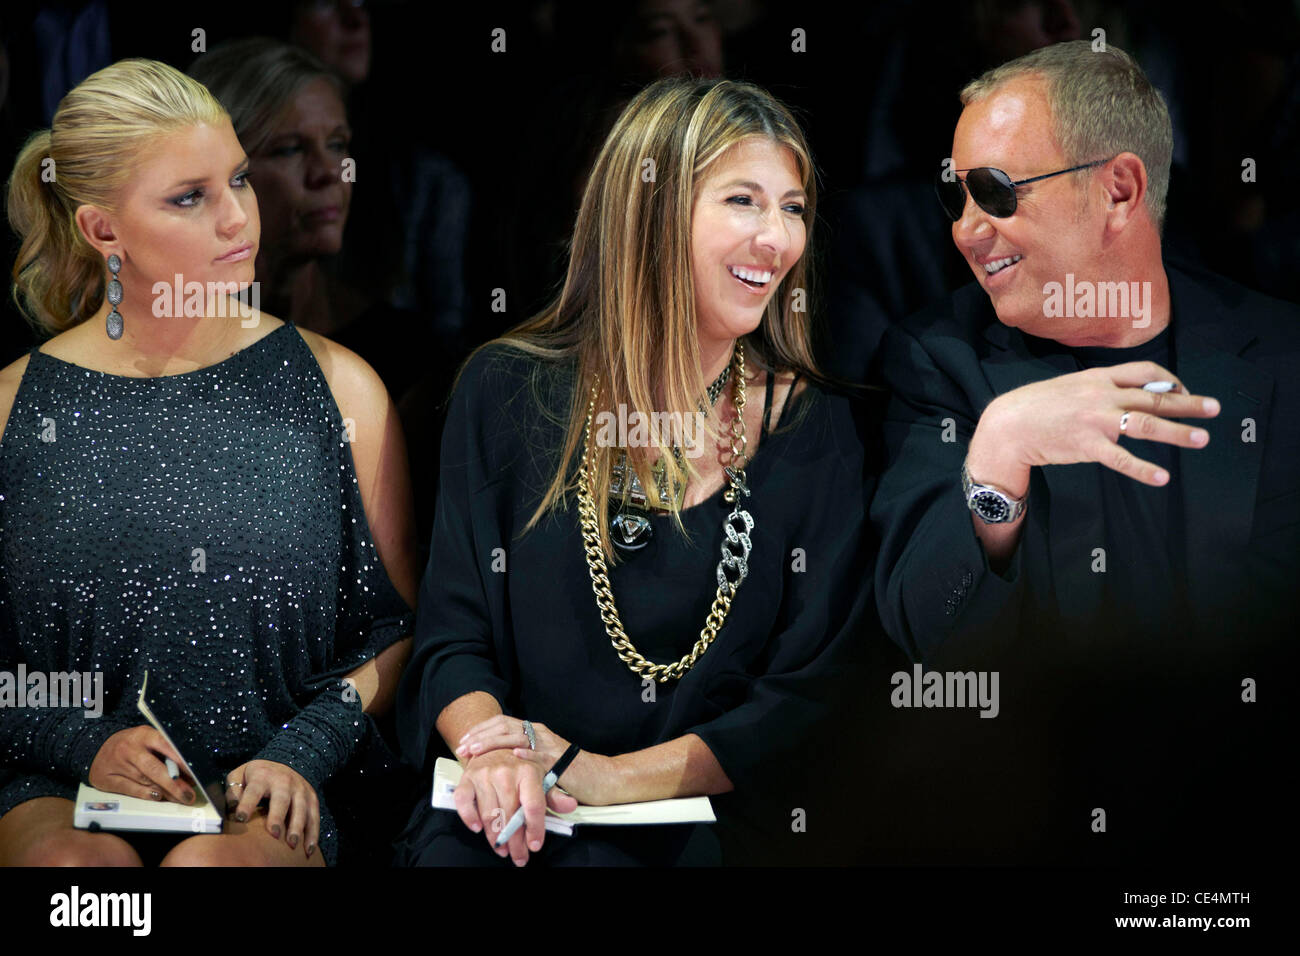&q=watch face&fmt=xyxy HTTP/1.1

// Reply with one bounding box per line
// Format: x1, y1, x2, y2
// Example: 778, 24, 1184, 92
972, 490, 1011, 522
